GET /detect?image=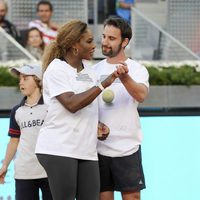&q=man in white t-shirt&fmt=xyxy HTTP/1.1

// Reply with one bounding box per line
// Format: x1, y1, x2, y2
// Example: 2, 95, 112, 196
93, 18, 149, 200
29, 1, 59, 45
